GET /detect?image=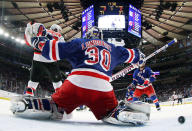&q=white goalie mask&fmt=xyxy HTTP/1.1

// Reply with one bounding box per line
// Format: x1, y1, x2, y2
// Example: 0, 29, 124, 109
85, 26, 100, 39
50, 24, 62, 33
